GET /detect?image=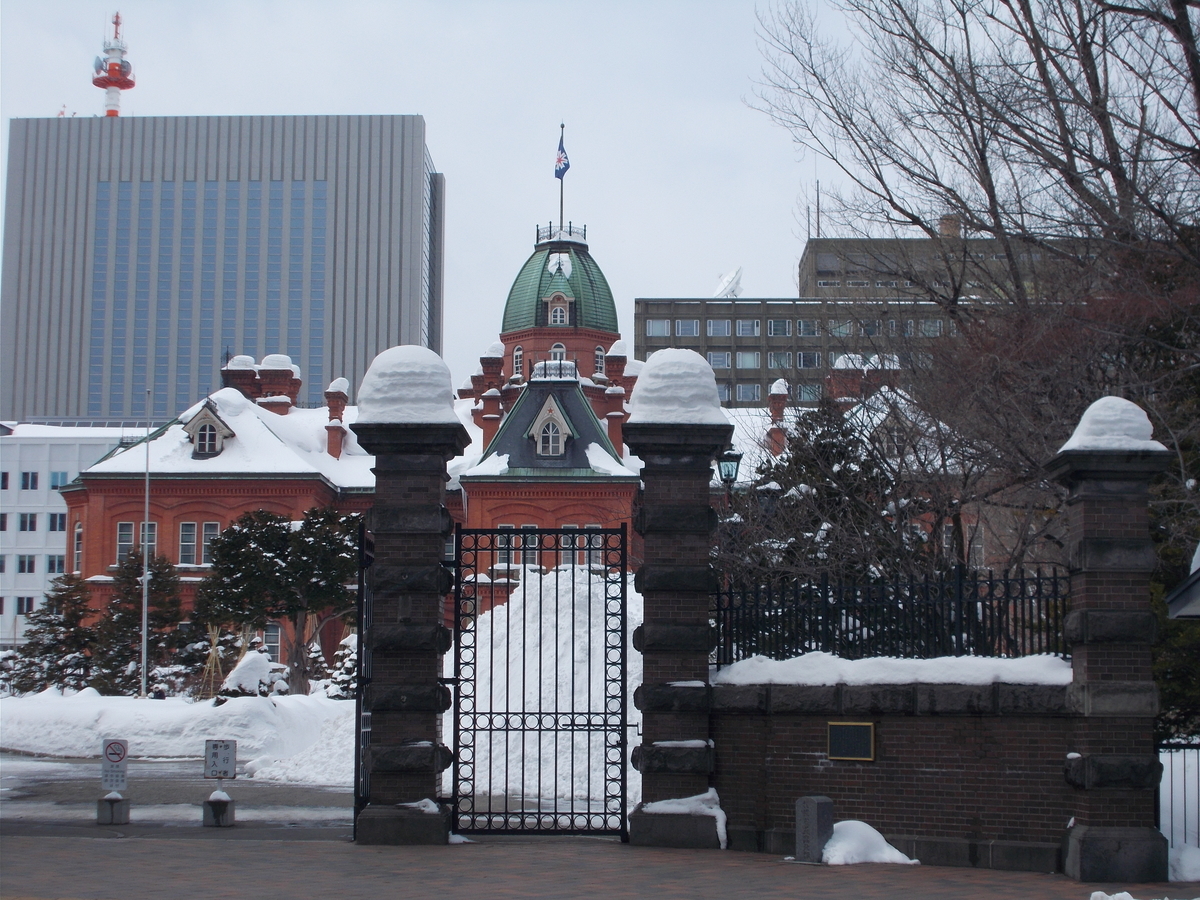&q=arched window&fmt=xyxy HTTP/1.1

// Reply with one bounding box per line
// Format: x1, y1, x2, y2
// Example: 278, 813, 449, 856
550, 343, 566, 362
512, 346, 523, 377
539, 421, 562, 456
550, 306, 567, 325
594, 346, 606, 376
197, 423, 218, 455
